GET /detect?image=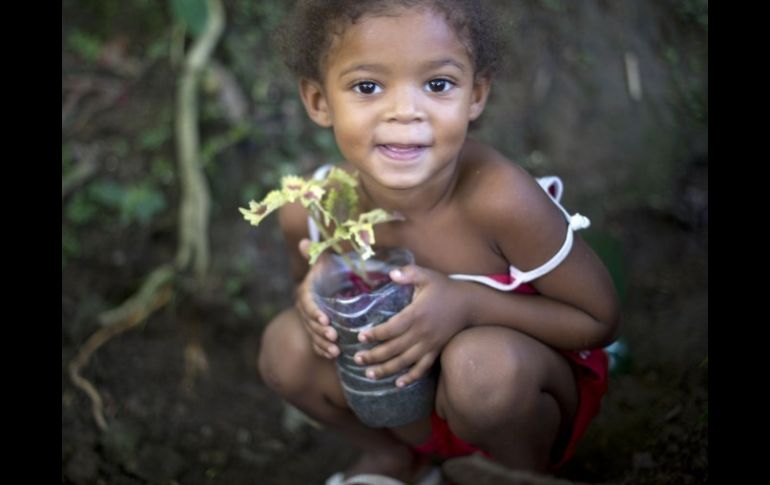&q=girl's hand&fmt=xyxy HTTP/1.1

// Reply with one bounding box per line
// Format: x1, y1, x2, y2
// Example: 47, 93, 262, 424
354, 265, 470, 387
295, 238, 339, 360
